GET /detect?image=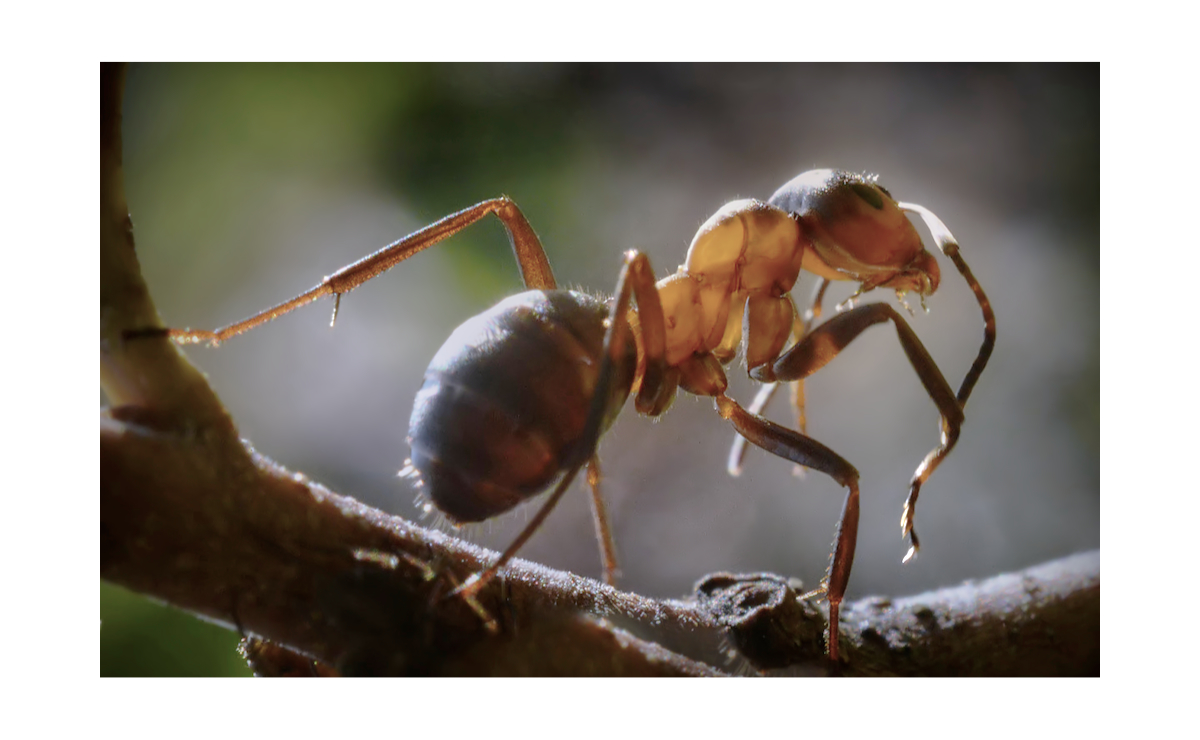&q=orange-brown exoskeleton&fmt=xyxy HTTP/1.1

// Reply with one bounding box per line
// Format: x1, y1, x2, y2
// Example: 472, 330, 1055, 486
167, 169, 995, 665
